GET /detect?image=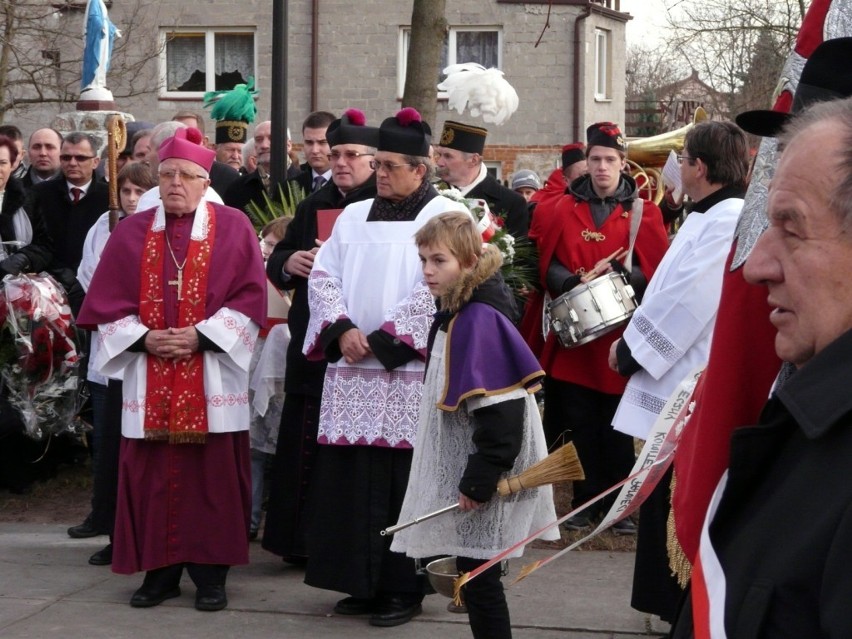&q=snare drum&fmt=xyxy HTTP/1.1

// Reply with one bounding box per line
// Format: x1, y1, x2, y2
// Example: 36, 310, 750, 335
546, 272, 637, 348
